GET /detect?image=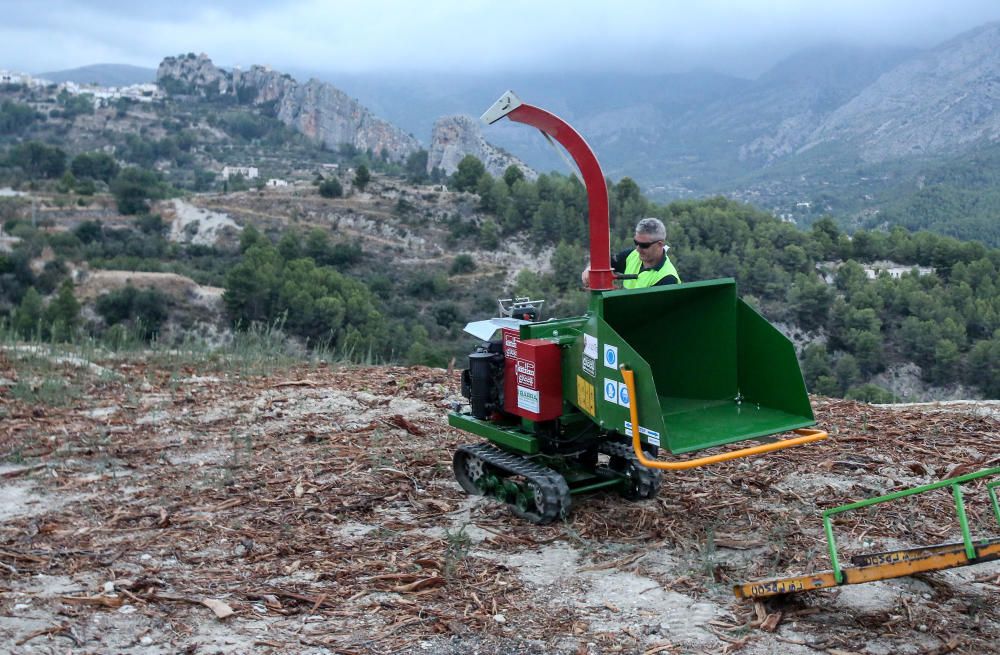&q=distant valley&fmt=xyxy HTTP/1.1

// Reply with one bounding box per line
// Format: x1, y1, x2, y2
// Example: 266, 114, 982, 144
2, 48, 1000, 401
318, 22, 1000, 240
35, 19, 1000, 247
